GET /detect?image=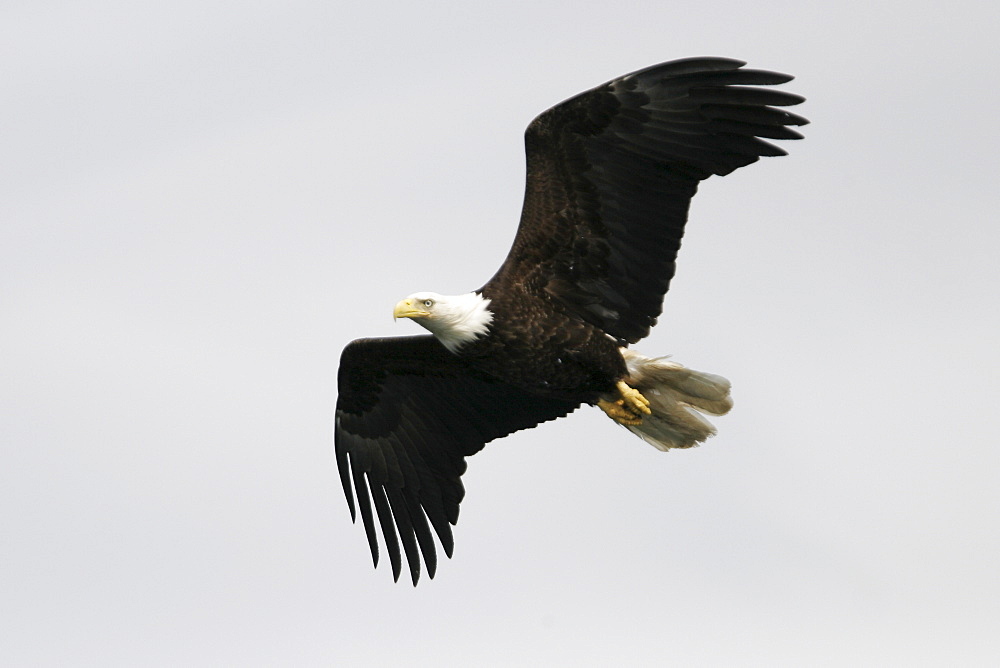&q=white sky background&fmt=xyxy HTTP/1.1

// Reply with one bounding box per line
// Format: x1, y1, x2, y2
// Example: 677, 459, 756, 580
3, 0, 999, 665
